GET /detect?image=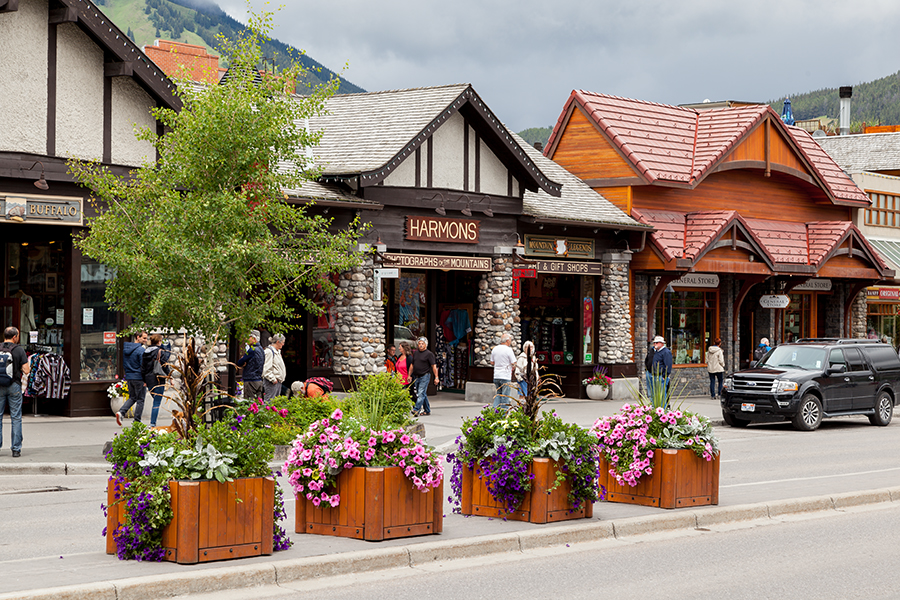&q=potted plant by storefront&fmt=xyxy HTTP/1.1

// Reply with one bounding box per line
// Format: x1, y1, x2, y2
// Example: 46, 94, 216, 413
107, 380, 130, 416
582, 366, 613, 400
590, 376, 720, 509
449, 354, 603, 523
284, 372, 443, 541
104, 340, 292, 563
